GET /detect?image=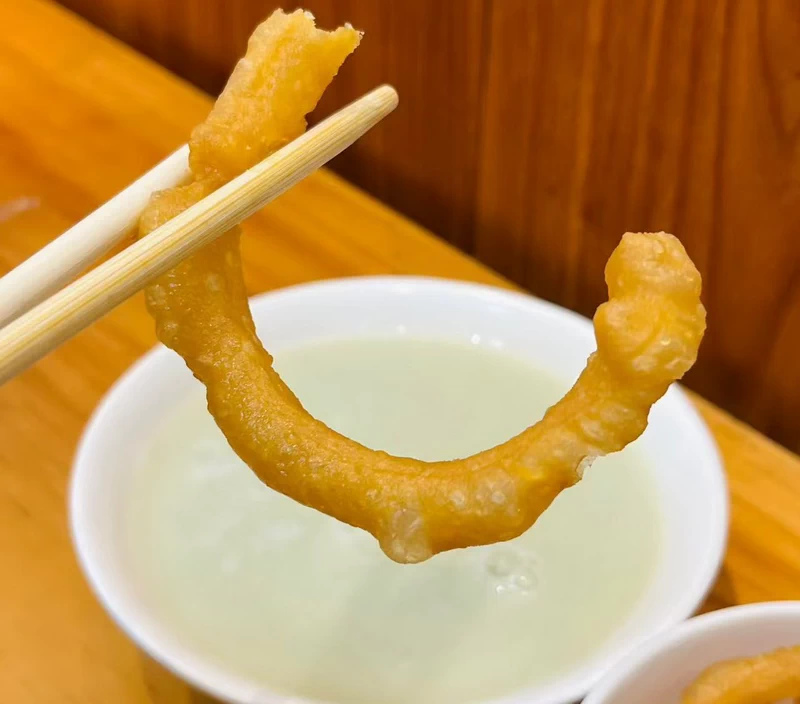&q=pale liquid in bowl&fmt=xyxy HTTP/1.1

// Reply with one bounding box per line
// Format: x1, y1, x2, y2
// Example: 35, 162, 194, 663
126, 337, 662, 704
